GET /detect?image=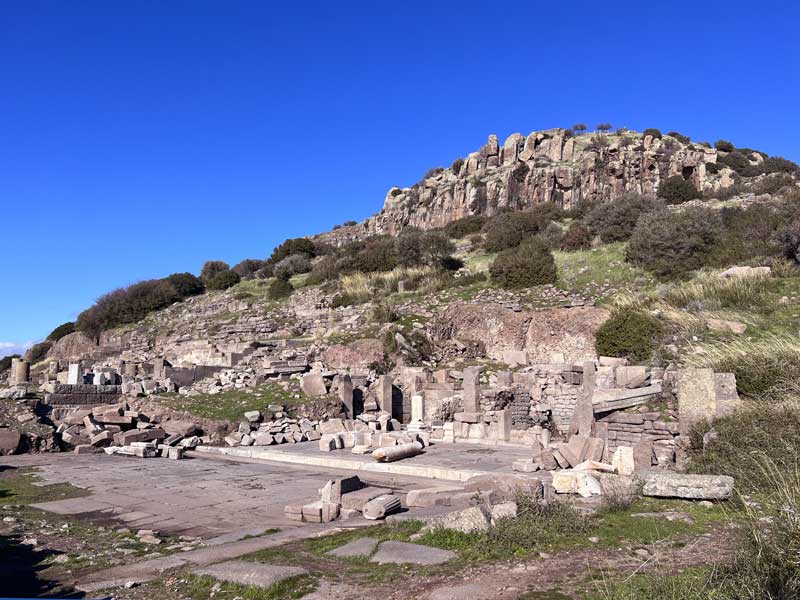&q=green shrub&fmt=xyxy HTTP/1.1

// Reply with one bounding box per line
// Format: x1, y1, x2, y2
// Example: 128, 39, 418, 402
658, 175, 698, 204
451, 157, 465, 175
200, 260, 230, 283
273, 253, 312, 279
483, 205, 557, 252
396, 228, 455, 268
642, 128, 662, 139
710, 204, 788, 265
0, 354, 21, 372
206, 270, 241, 291
166, 272, 205, 298
584, 193, 659, 242
718, 151, 750, 174
267, 277, 294, 300
559, 223, 593, 251
667, 131, 691, 144
444, 215, 486, 238
268, 237, 316, 264
595, 310, 662, 362
705, 161, 721, 174
715, 139, 735, 152
305, 255, 340, 285
232, 259, 266, 280
27, 341, 52, 364
489, 238, 557, 288
350, 236, 398, 273
77, 278, 183, 338
762, 156, 800, 174
46, 322, 75, 342
538, 222, 564, 249
777, 219, 800, 263
626, 207, 721, 279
